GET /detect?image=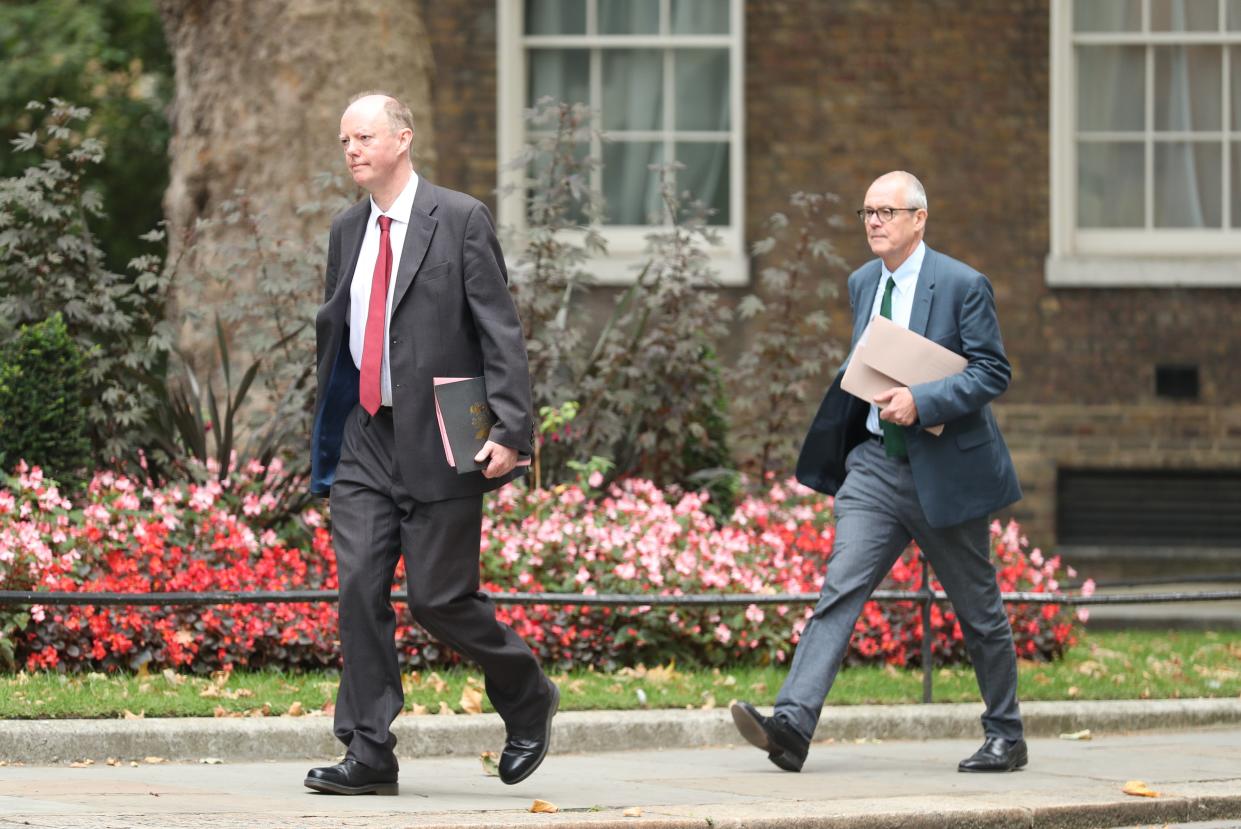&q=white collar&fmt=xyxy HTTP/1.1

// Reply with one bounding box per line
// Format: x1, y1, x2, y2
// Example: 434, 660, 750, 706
880, 240, 926, 294
367, 171, 419, 226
